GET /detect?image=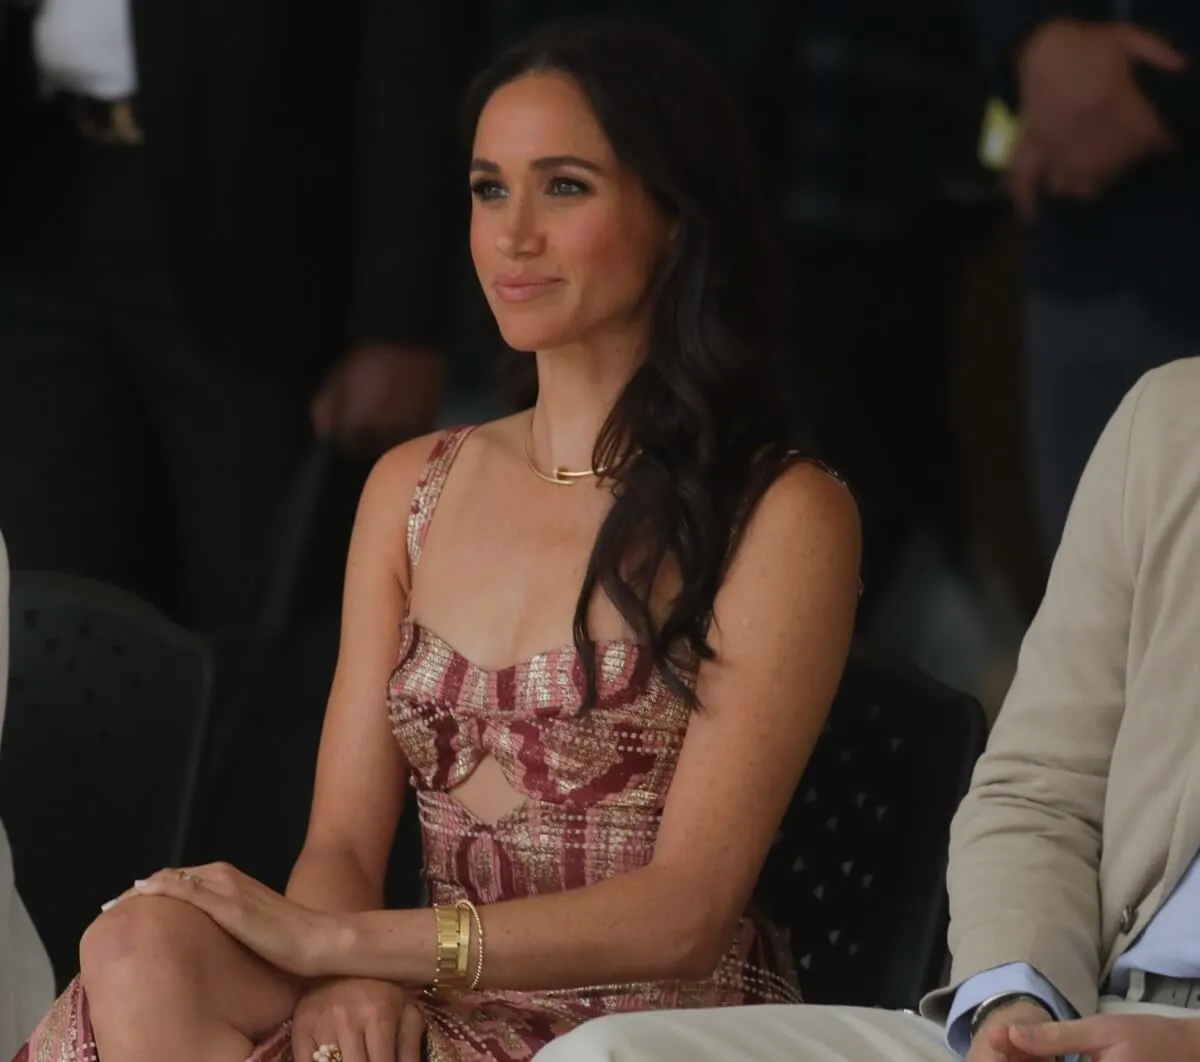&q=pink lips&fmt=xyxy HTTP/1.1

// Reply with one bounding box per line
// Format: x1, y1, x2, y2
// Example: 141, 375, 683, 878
493, 276, 563, 303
